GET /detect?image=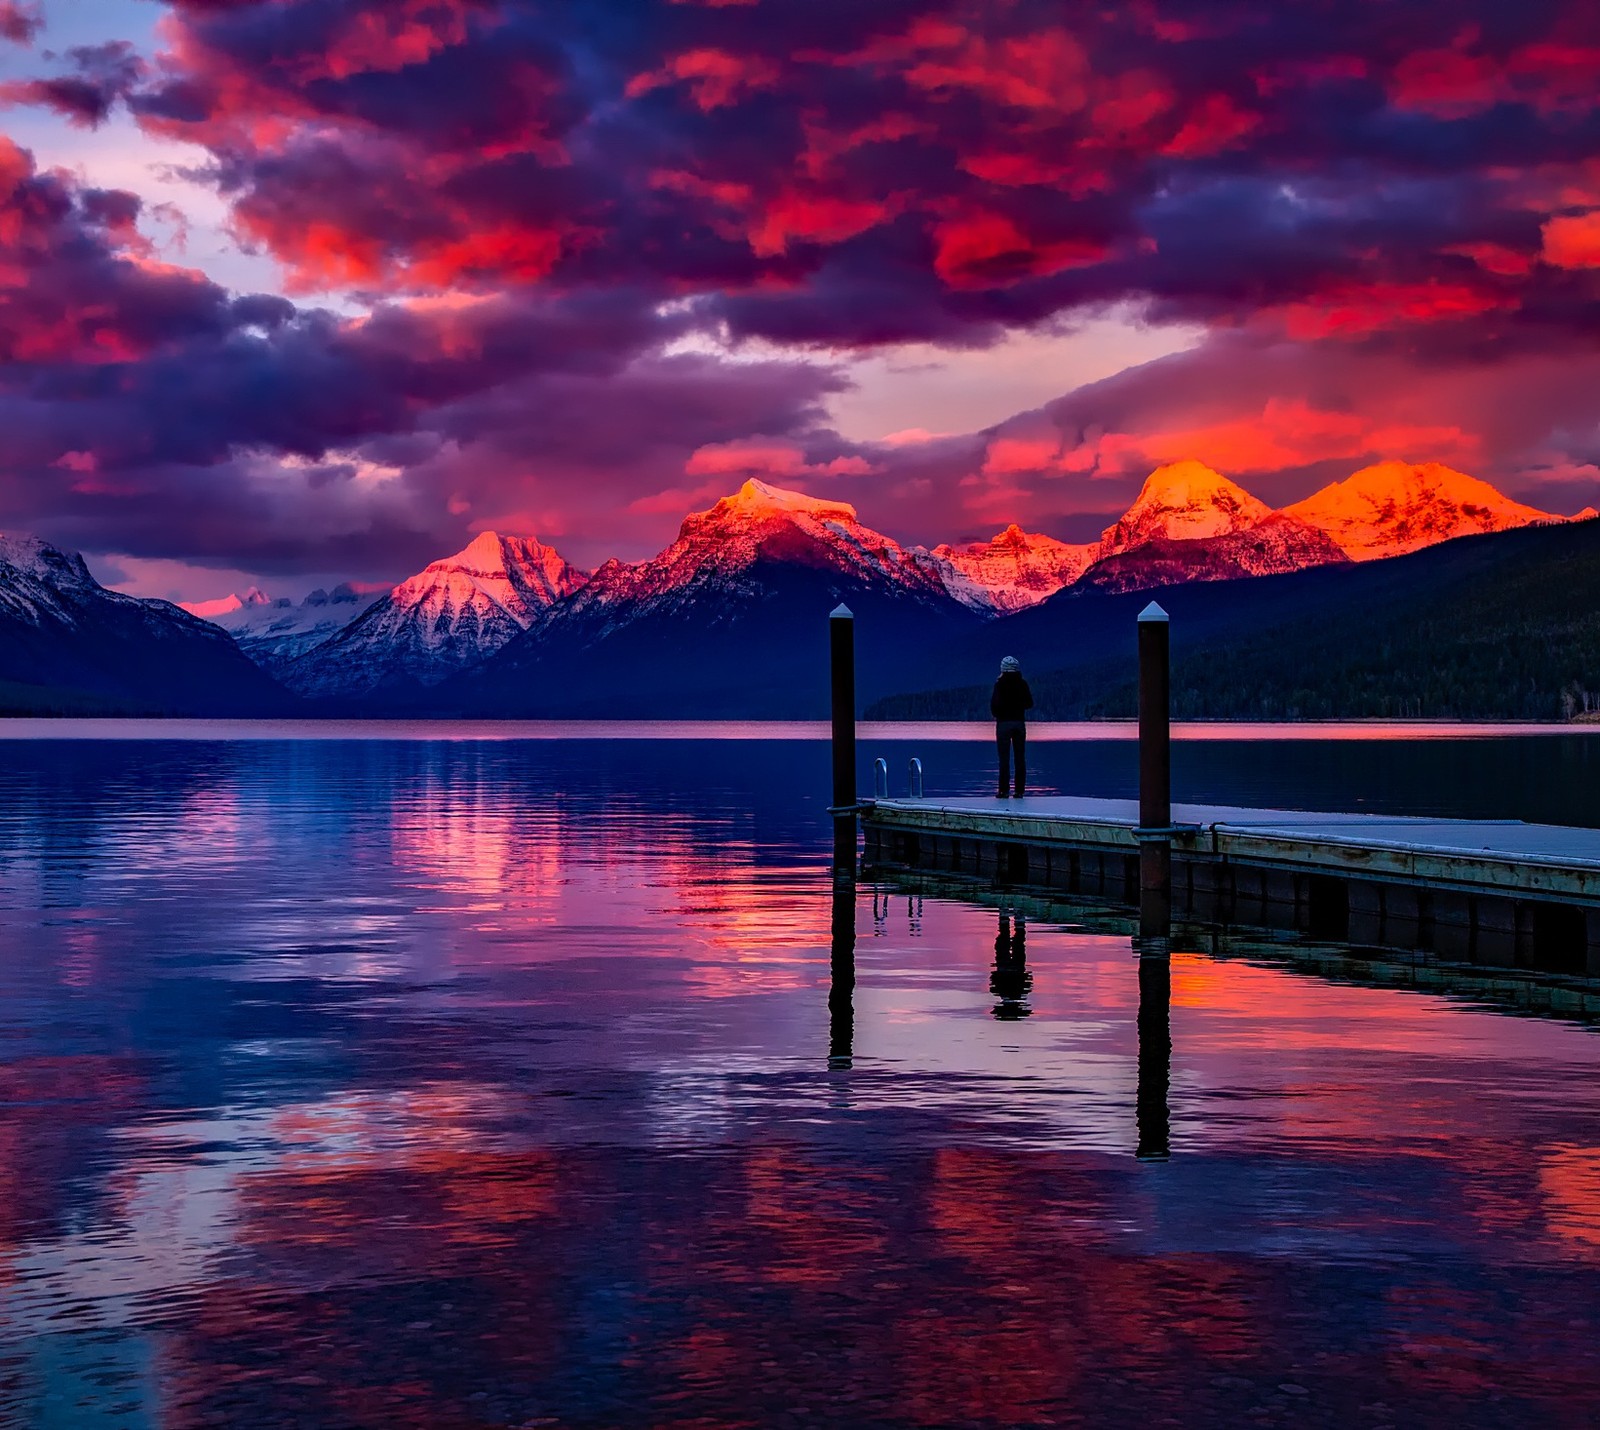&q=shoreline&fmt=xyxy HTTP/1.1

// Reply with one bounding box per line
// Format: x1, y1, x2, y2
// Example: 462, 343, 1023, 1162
2, 716, 1599, 741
